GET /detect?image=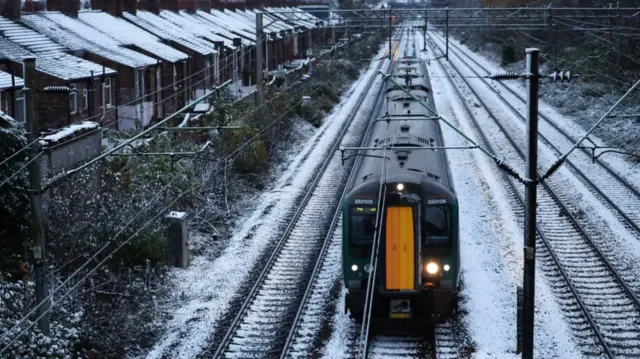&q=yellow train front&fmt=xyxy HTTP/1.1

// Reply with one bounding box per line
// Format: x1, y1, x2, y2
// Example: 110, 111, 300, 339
342, 56, 460, 327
